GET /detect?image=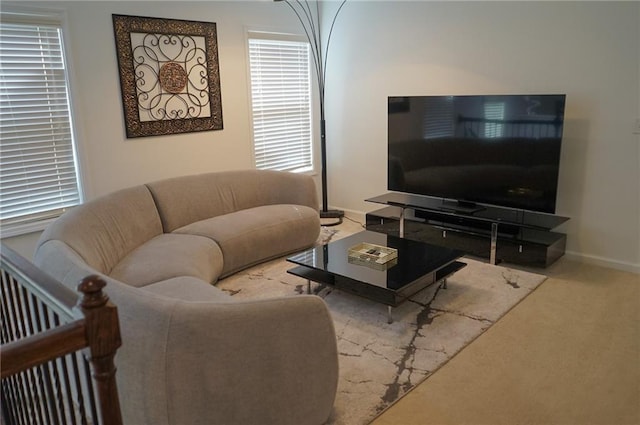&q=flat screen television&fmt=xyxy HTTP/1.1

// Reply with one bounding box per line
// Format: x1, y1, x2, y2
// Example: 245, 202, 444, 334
388, 94, 566, 214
